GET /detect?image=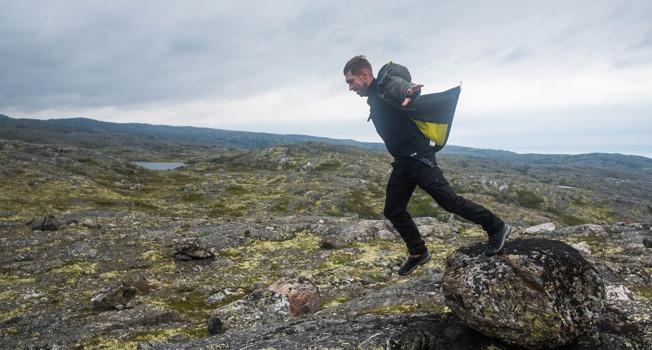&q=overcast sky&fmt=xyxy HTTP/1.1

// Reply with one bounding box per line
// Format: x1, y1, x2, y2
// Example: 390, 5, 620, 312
1, 1, 651, 157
